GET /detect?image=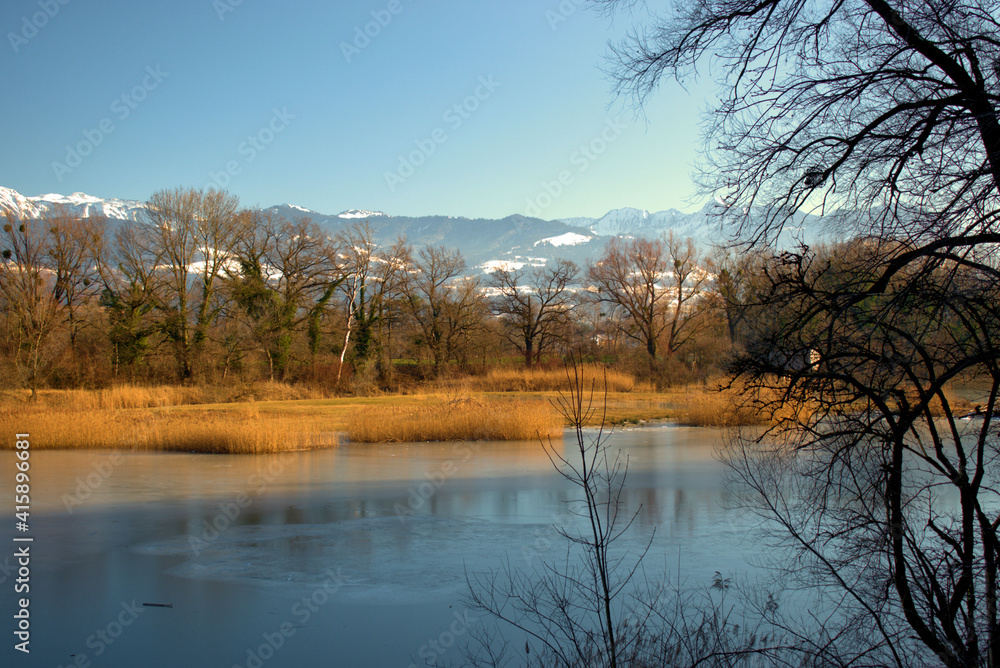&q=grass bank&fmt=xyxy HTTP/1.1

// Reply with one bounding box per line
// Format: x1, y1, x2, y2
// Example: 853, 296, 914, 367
0, 374, 780, 453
